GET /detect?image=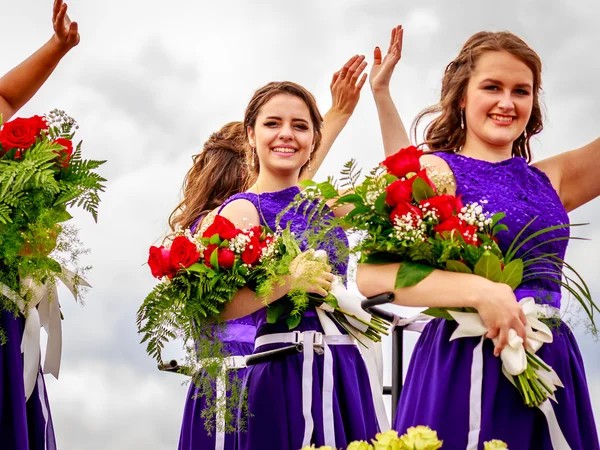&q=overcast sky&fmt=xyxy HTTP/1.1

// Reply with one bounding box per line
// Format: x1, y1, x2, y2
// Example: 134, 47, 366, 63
3, 0, 599, 448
